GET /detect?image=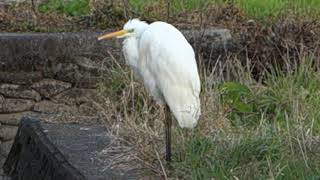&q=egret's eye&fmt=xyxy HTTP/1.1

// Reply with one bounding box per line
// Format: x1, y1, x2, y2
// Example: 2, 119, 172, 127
127, 29, 134, 33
